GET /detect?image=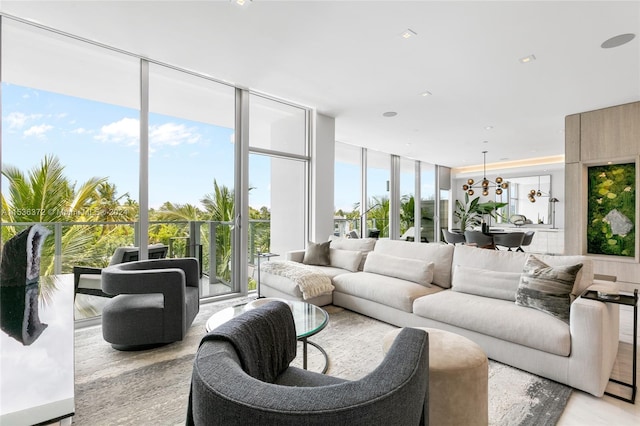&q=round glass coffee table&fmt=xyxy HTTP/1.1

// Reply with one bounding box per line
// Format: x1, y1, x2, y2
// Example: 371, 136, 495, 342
205, 299, 329, 373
